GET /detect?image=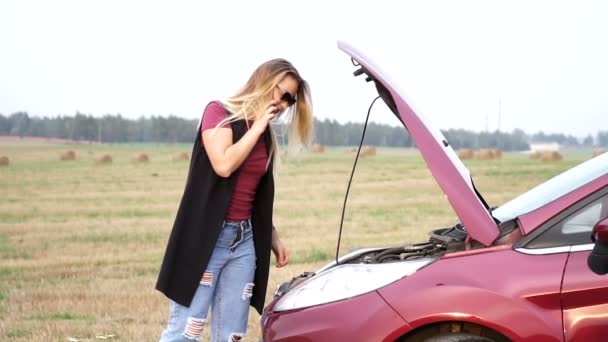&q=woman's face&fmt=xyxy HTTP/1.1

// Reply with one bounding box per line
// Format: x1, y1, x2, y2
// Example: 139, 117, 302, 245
272, 75, 299, 113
